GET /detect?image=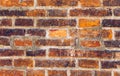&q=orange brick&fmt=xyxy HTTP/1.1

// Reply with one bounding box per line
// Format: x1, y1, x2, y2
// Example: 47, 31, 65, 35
79, 19, 100, 28
49, 30, 67, 38
114, 71, 120, 76
102, 29, 112, 40
27, 69, 45, 76
14, 39, 32, 46
14, 59, 33, 67
80, 0, 101, 7
80, 40, 101, 47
